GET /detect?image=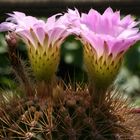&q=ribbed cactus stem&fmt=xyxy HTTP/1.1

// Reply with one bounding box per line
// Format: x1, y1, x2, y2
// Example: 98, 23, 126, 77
6, 32, 34, 97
